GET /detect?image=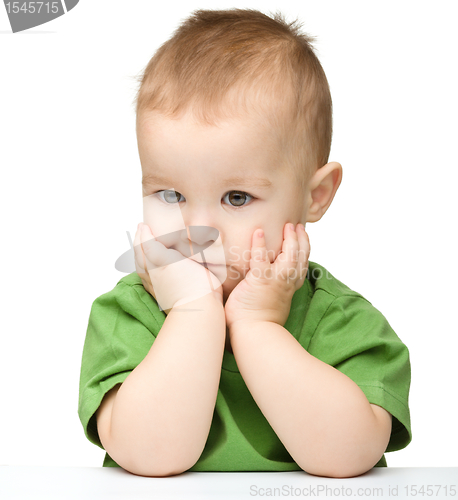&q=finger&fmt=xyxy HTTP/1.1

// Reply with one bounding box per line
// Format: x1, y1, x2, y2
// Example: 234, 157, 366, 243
249, 229, 272, 279
251, 229, 268, 262
134, 223, 147, 275
139, 275, 157, 300
277, 223, 299, 269
133, 224, 155, 294
296, 223, 311, 285
140, 223, 174, 269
